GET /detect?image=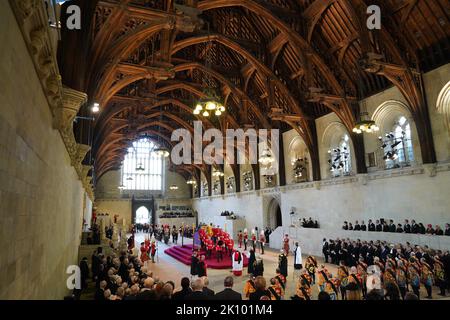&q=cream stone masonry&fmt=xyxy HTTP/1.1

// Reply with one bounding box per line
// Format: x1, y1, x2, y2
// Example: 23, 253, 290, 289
0, 1, 92, 299
7, 0, 94, 200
